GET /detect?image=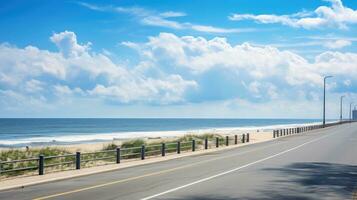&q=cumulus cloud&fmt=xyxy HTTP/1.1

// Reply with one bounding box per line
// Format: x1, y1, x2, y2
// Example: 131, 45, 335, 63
127, 33, 316, 83
229, 0, 357, 29
50, 31, 91, 57
0, 31, 196, 107
1, 31, 356, 116
125, 32, 357, 98
88, 75, 197, 104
